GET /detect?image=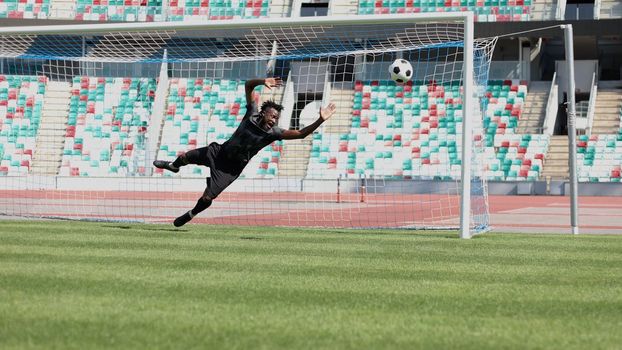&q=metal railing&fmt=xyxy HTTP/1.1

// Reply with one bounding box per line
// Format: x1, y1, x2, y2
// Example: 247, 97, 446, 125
586, 72, 598, 135
543, 73, 558, 136
594, 0, 602, 19
556, 0, 567, 19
